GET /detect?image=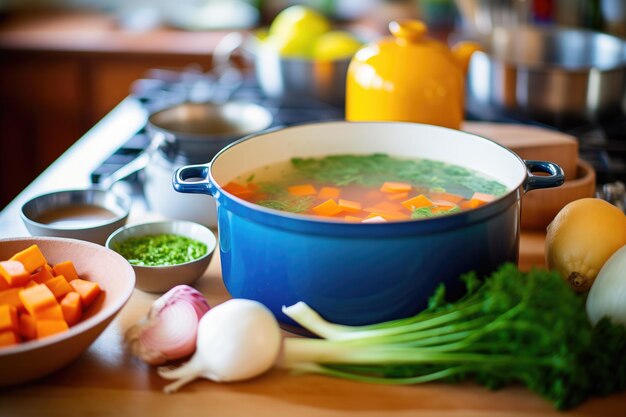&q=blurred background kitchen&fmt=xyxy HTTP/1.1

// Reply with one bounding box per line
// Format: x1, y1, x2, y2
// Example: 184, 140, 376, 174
1, 0, 625, 210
